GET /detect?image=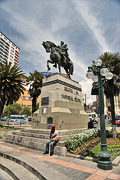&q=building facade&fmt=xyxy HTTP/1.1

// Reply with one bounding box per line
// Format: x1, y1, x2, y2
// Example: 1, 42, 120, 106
0, 31, 20, 66
95, 93, 120, 116
16, 90, 40, 111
